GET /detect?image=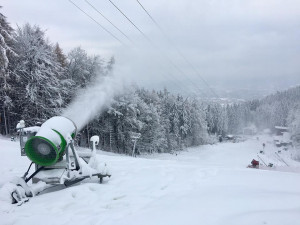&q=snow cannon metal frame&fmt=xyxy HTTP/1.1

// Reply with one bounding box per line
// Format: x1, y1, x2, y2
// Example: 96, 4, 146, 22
11, 117, 111, 206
